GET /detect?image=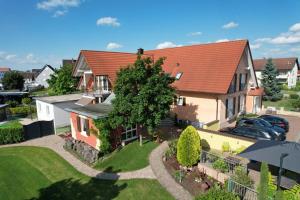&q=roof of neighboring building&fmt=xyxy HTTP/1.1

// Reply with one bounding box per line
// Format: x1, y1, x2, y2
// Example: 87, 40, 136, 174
77, 50, 139, 82
36, 65, 55, 77
20, 72, 38, 79
0, 67, 11, 72
65, 103, 113, 119
253, 57, 299, 71
239, 140, 300, 174
248, 87, 264, 96
62, 59, 76, 67
76, 40, 250, 94
34, 93, 82, 104
145, 40, 249, 94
